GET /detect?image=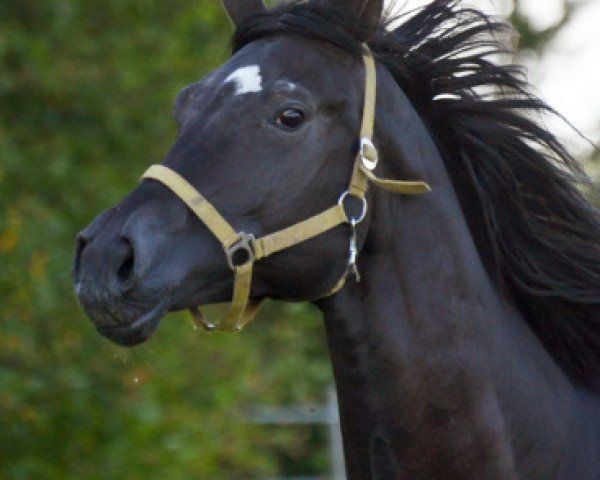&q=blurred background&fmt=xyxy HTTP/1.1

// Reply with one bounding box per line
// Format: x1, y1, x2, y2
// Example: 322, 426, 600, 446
0, 1, 598, 479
